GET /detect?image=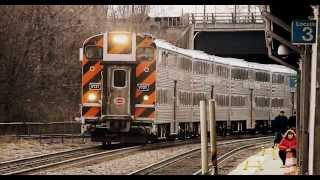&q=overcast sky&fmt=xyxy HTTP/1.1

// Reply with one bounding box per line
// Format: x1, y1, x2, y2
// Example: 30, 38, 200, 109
149, 5, 261, 17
